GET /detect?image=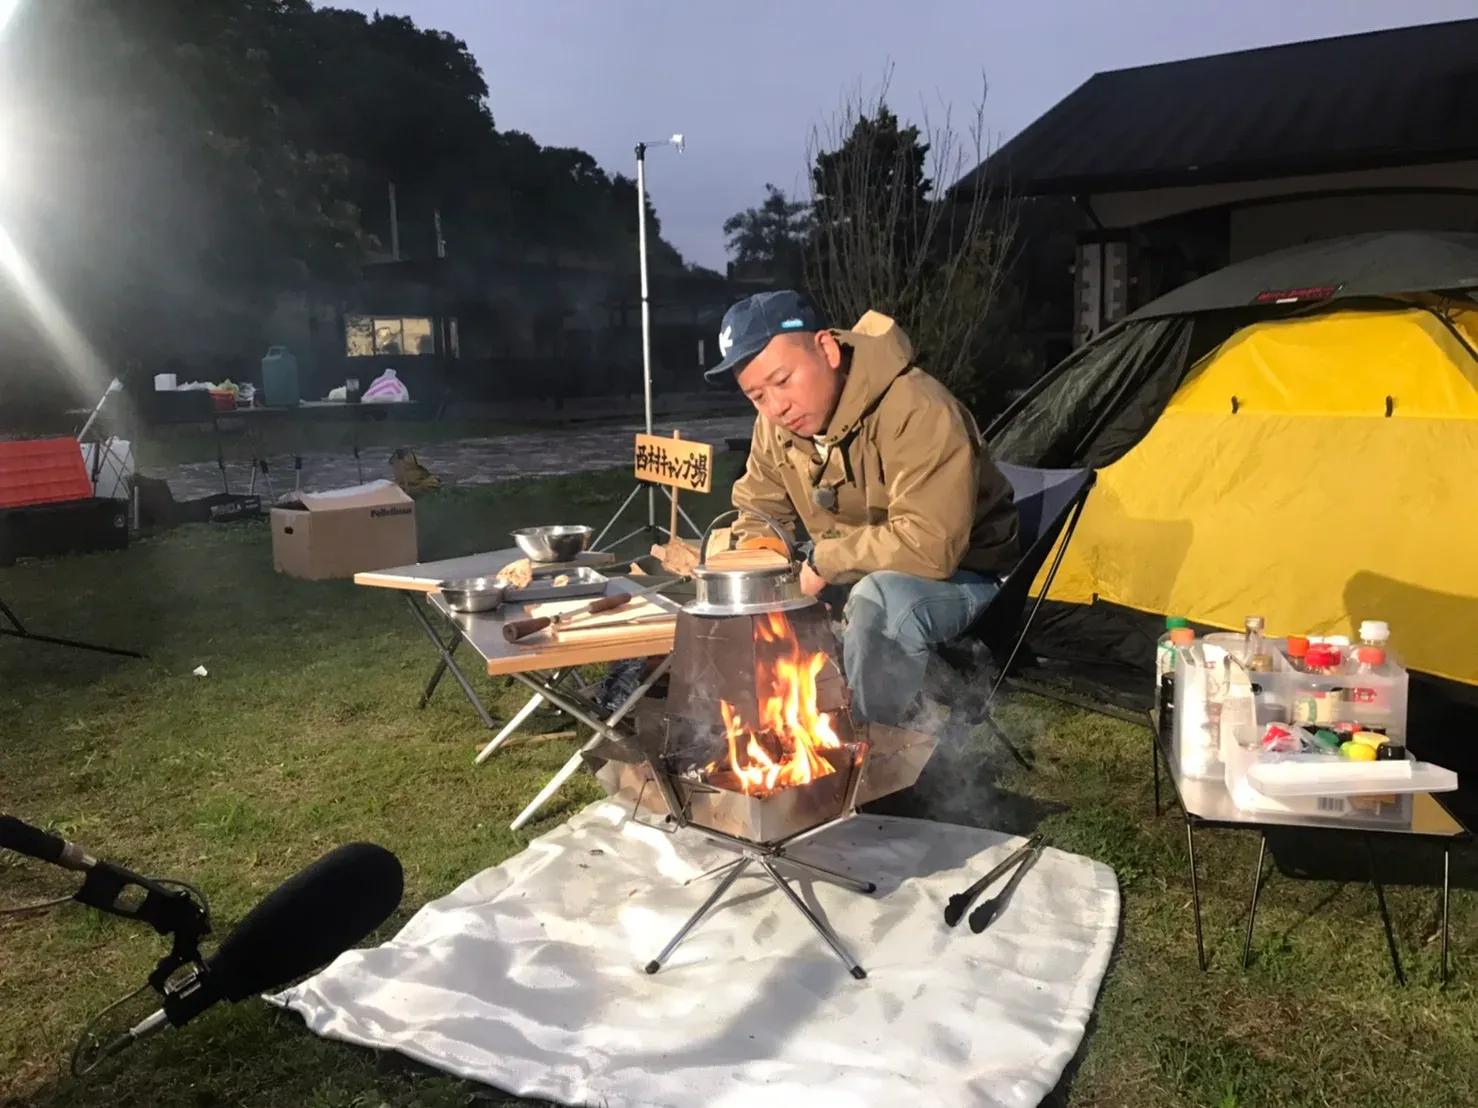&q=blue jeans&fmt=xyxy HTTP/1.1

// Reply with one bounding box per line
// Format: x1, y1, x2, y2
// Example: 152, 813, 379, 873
829, 570, 1000, 726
